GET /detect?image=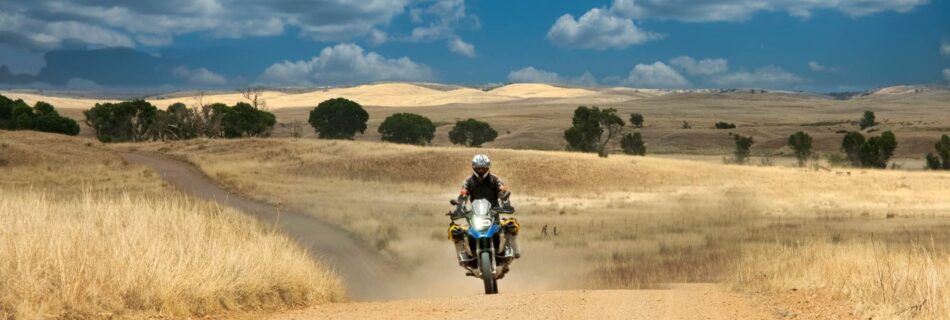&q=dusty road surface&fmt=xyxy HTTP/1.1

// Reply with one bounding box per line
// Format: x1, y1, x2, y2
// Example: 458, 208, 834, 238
122, 152, 400, 300
273, 284, 776, 320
